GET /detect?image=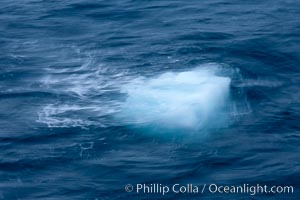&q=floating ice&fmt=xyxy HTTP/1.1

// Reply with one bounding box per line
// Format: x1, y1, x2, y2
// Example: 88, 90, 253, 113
117, 65, 232, 131
37, 54, 249, 131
